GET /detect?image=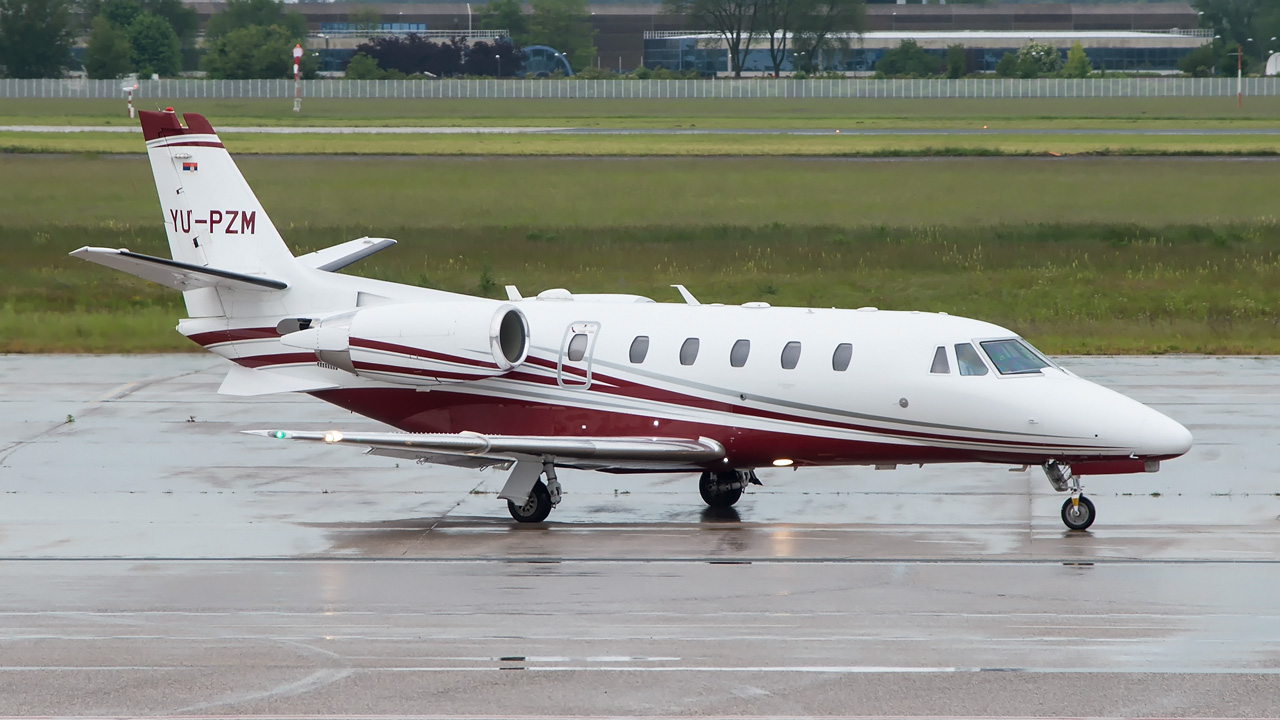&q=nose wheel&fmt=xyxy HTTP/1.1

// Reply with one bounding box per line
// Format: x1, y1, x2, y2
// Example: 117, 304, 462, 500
1044, 461, 1096, 531
1060, 494, 1095, 531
